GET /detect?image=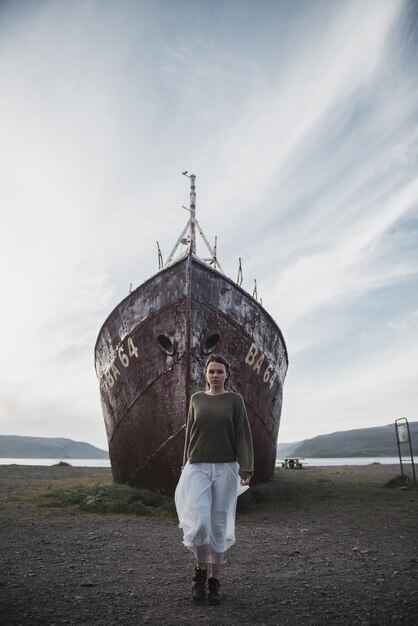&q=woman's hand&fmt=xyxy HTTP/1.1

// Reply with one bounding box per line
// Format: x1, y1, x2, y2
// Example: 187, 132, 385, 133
240, 475, 252, 486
